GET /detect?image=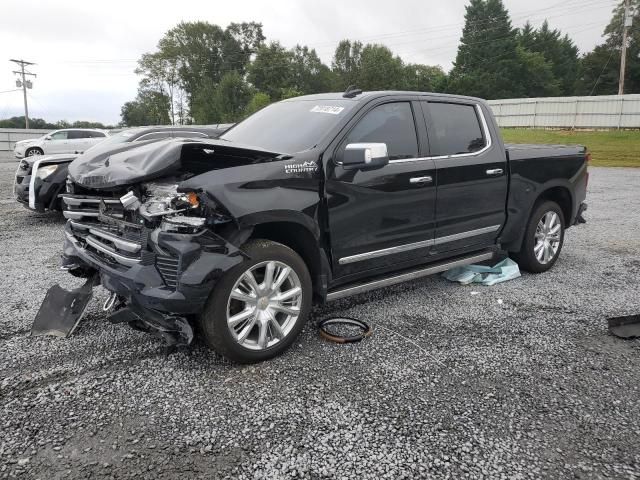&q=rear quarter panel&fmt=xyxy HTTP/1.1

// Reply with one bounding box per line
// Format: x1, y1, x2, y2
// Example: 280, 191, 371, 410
501, 144, 588, 251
